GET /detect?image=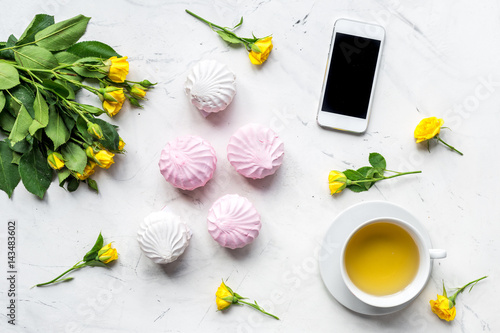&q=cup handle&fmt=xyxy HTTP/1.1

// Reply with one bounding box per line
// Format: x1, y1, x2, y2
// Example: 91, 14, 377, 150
429, 249, 447, 259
